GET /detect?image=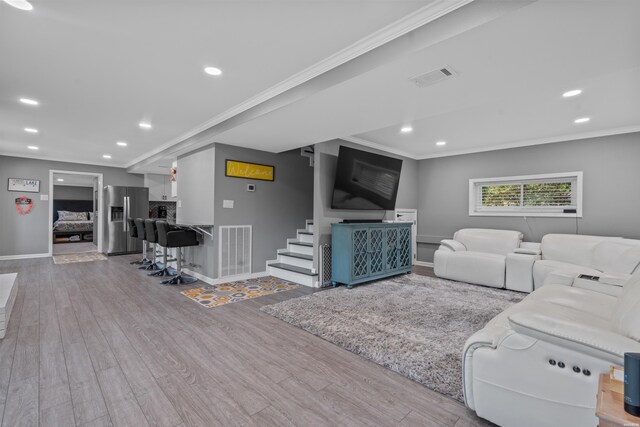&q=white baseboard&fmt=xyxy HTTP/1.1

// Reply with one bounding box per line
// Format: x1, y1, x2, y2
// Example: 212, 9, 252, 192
183, 268, 268, 286
414, 260, 434, 267
0, 253, 50, 261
